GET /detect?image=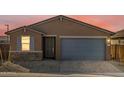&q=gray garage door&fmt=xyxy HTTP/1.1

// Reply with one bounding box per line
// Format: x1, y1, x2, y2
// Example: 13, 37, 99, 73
61, 38, 106, 60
